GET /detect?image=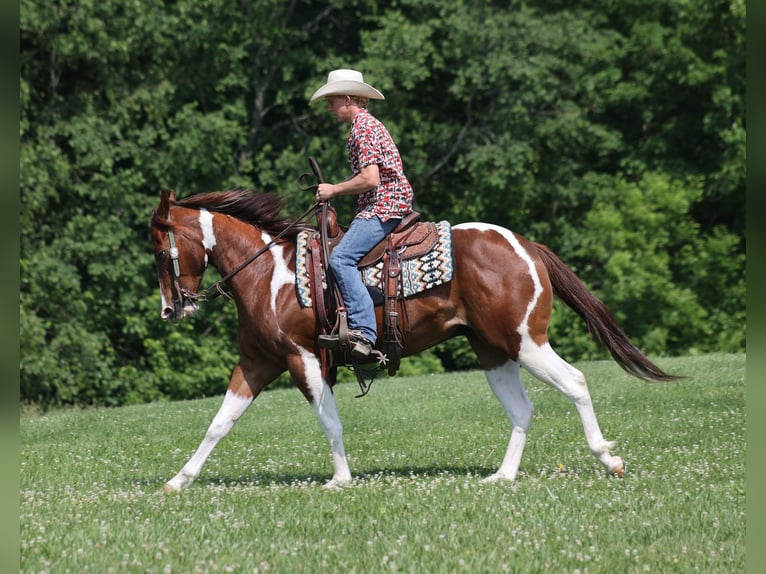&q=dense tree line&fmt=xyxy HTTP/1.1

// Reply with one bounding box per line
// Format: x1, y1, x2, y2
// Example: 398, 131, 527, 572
20, 0, 745, 407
